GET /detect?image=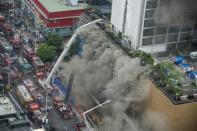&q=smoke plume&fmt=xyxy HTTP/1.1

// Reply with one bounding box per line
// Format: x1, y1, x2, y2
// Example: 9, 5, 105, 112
154, 0, 197, 25
62, 25, 170, 131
